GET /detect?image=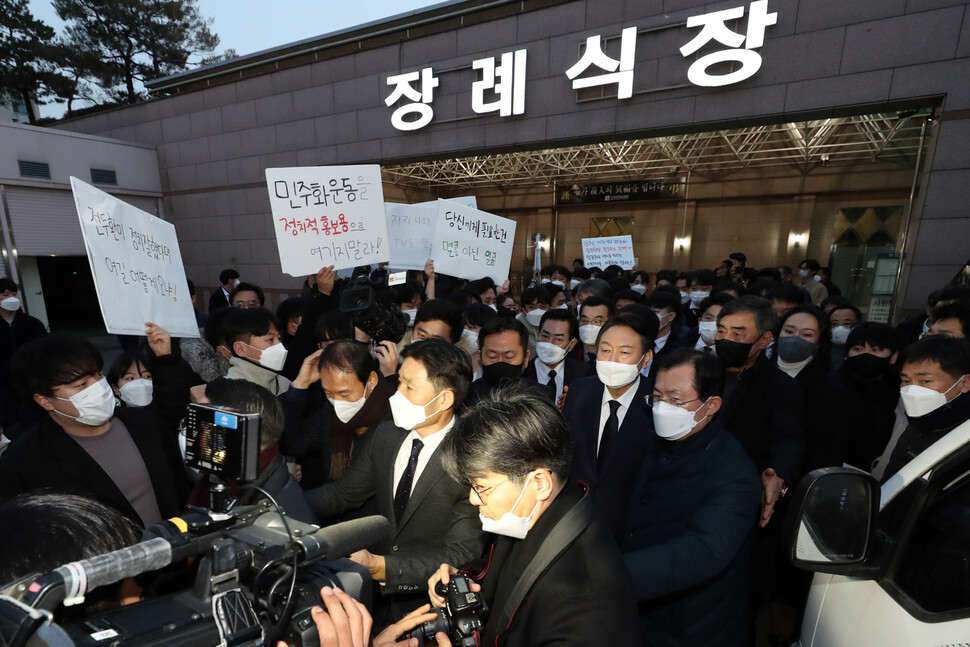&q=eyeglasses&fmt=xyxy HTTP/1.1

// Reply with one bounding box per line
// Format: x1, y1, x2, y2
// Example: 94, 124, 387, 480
579, 317, 606, 326
470, 472, 527, 505
646, 394, 701, 408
